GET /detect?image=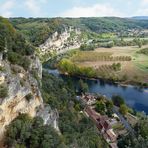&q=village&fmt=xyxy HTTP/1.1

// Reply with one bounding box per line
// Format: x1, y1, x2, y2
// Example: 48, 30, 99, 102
76, 93, 138, 148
